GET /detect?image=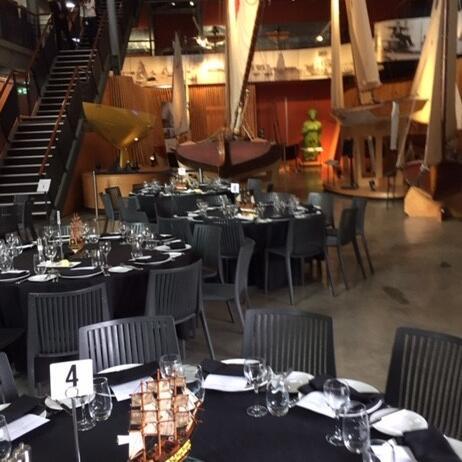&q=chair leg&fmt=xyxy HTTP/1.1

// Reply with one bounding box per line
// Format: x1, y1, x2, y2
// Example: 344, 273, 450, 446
286, 256, 294, 305
225, 301, 235, 324
352, 238, 367, 279
361, 233, 374, 274
264, 251, 270, 294
299, 257, 304, 286
336, 245, 349, 290
181, 339, 187, 360
324, 248, 336, 297
199, 310, 215, 359
233, 298, 245, 330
